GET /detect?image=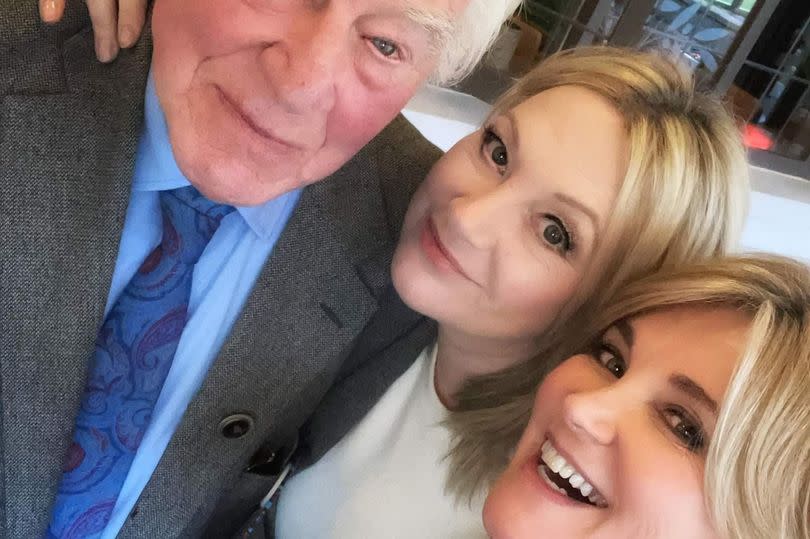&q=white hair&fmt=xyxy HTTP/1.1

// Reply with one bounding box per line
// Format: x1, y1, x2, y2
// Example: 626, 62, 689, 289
431, 0, 524, 86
